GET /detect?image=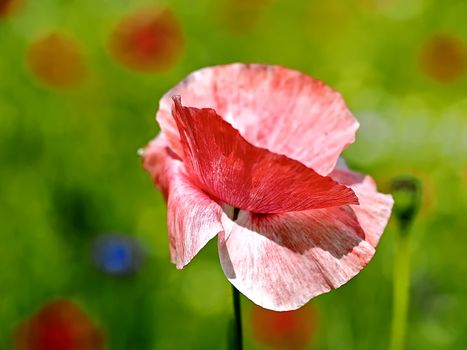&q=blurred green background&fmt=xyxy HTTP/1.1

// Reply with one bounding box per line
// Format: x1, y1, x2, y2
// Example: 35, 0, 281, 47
0, 0, 466, 349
